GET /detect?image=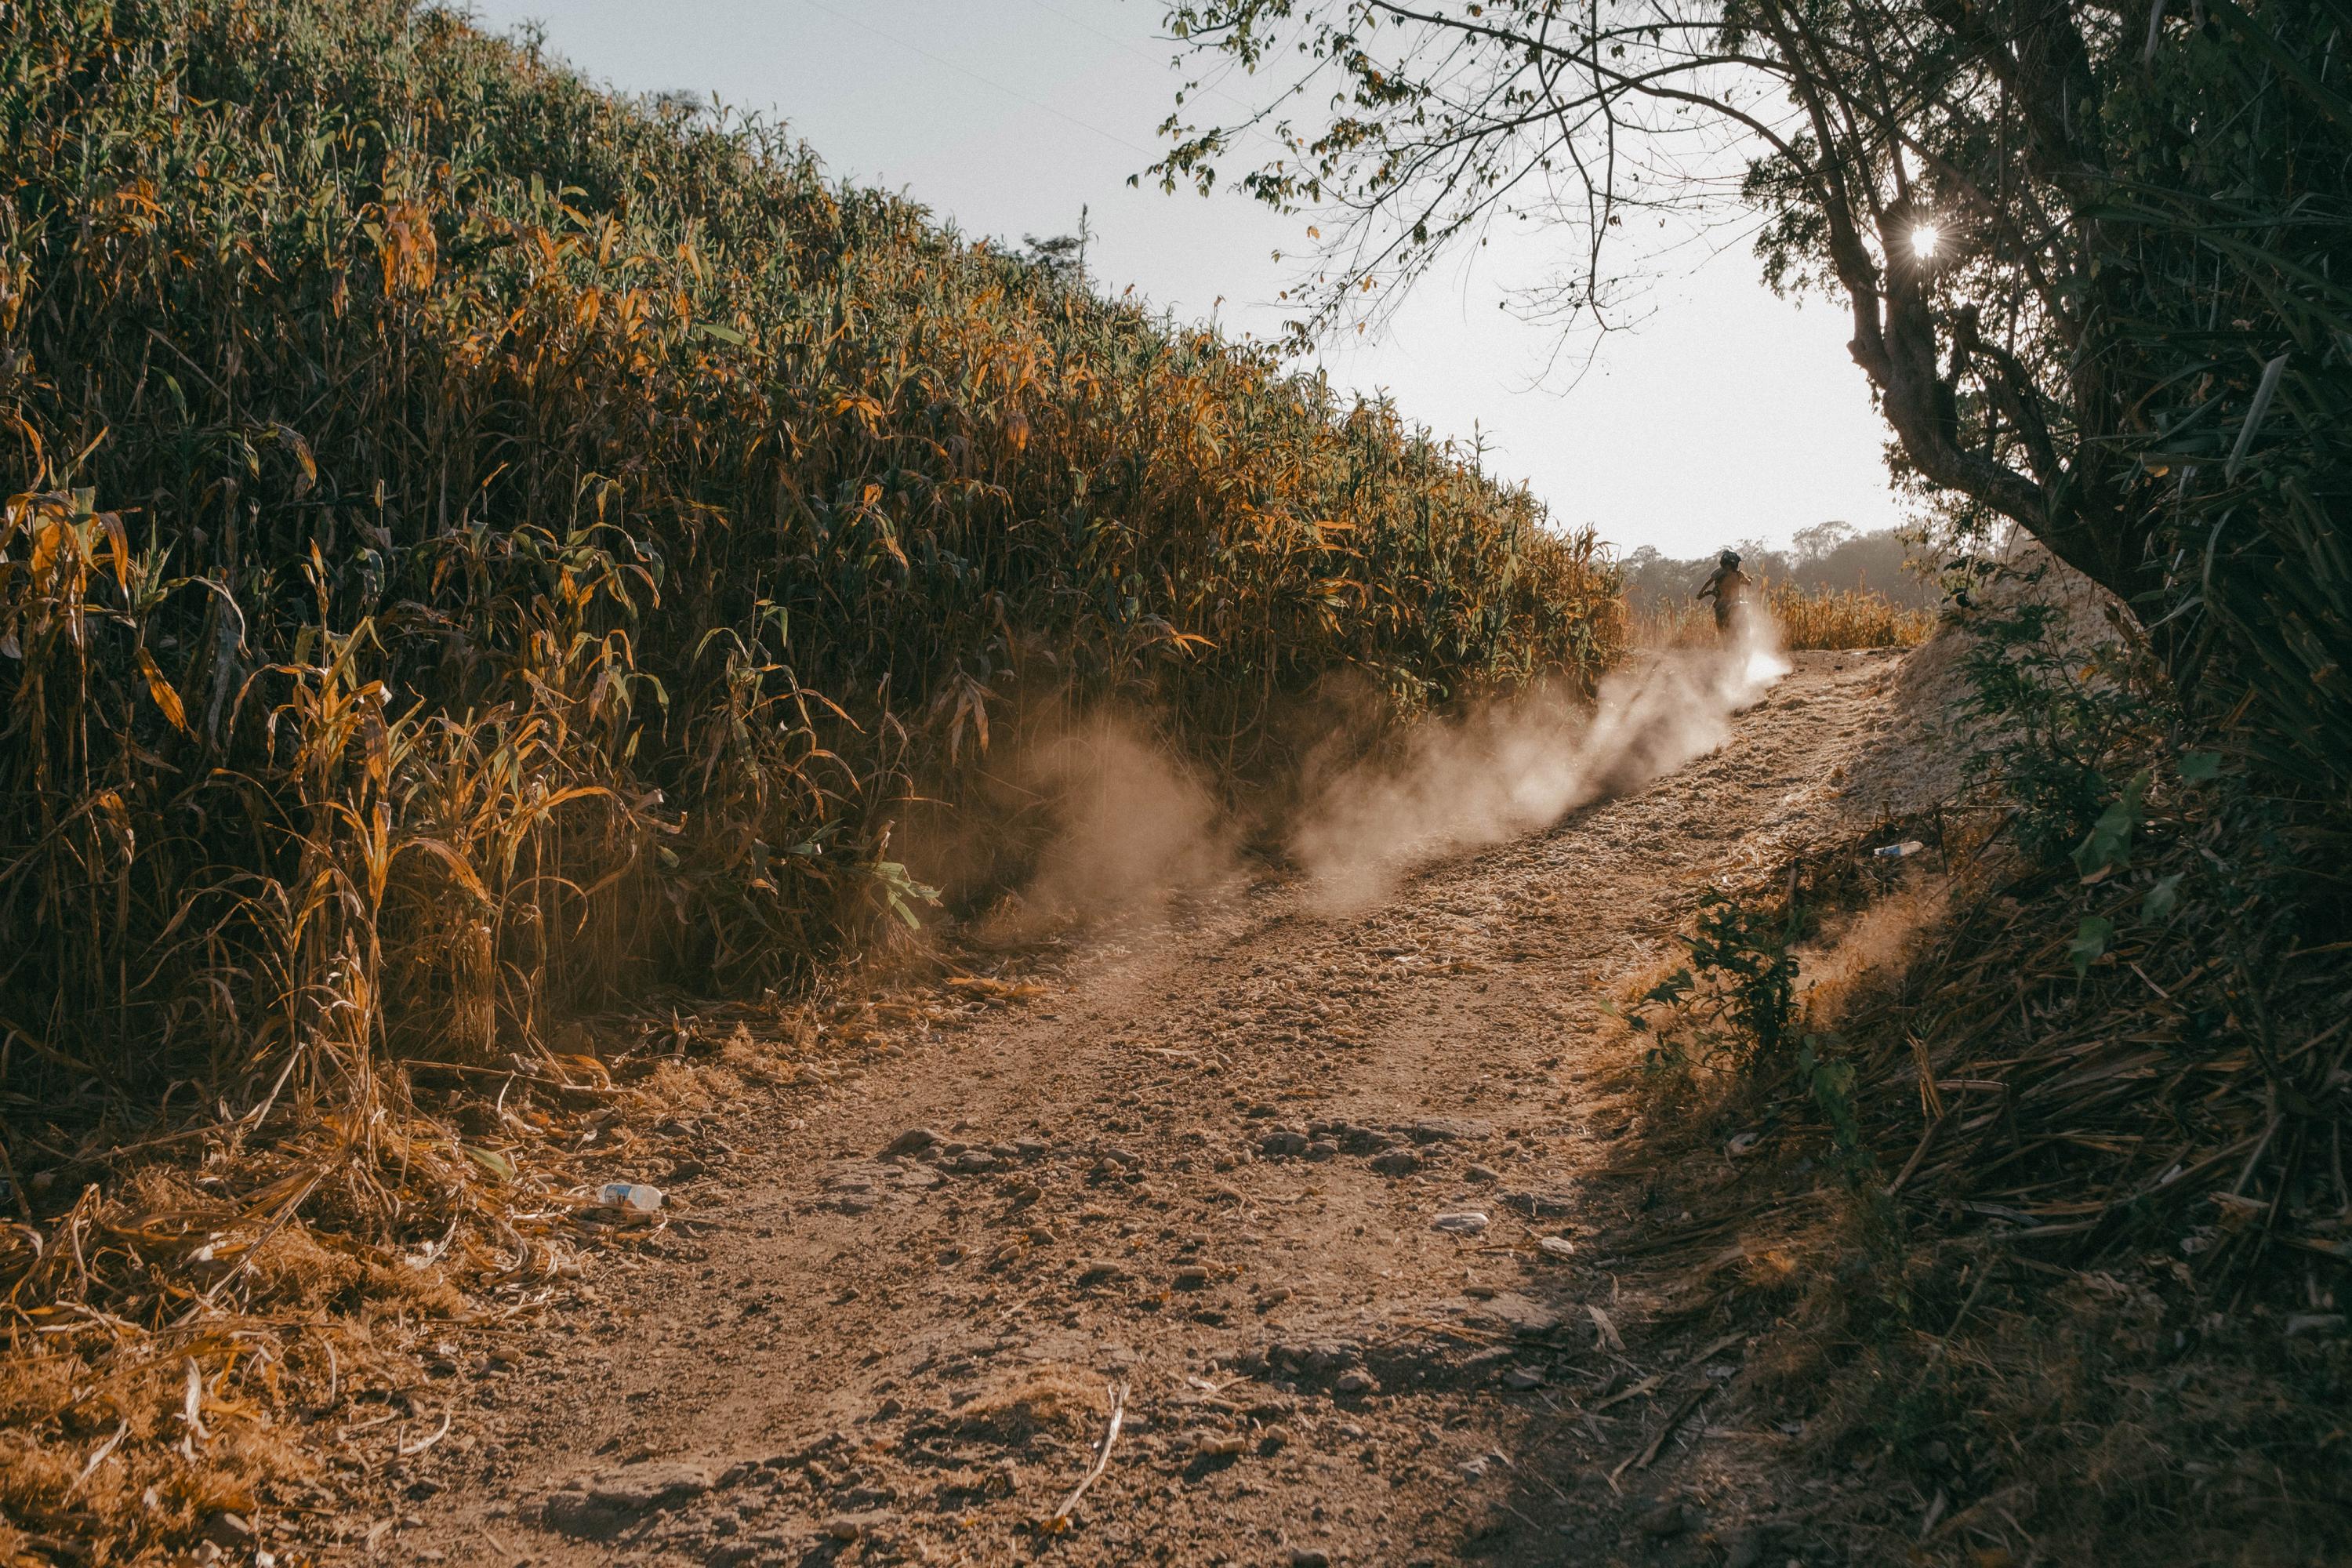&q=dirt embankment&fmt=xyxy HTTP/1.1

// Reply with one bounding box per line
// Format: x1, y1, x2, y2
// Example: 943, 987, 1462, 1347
332, 648, 1944, 1566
